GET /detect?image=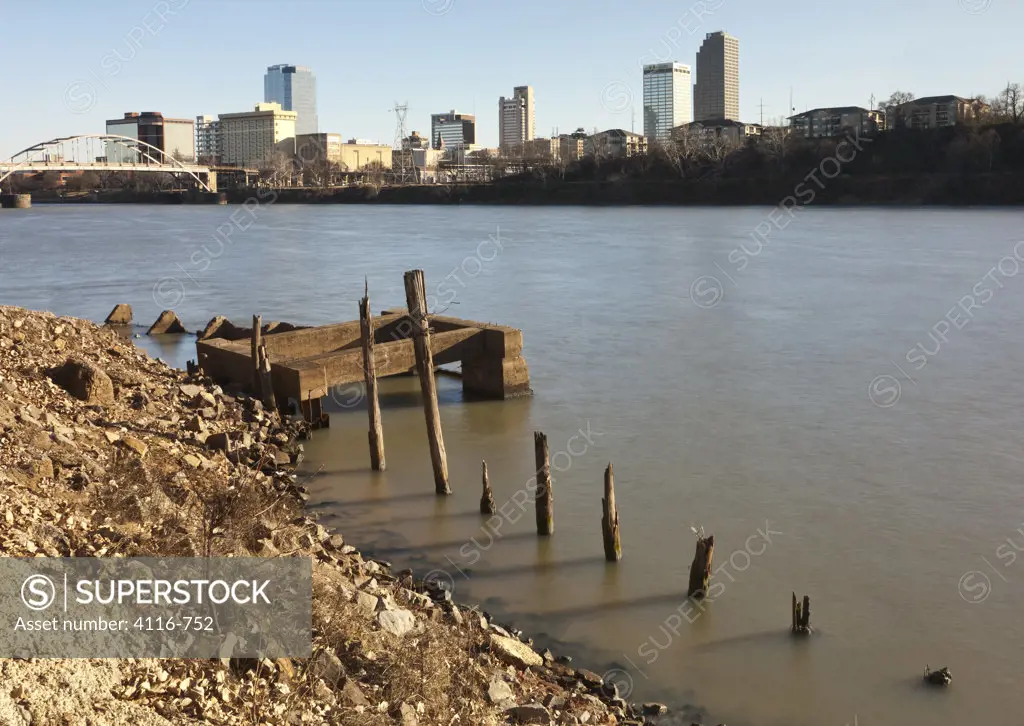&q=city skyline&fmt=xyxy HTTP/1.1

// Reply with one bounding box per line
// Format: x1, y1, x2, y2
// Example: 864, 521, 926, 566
0, 0, 1021, 158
